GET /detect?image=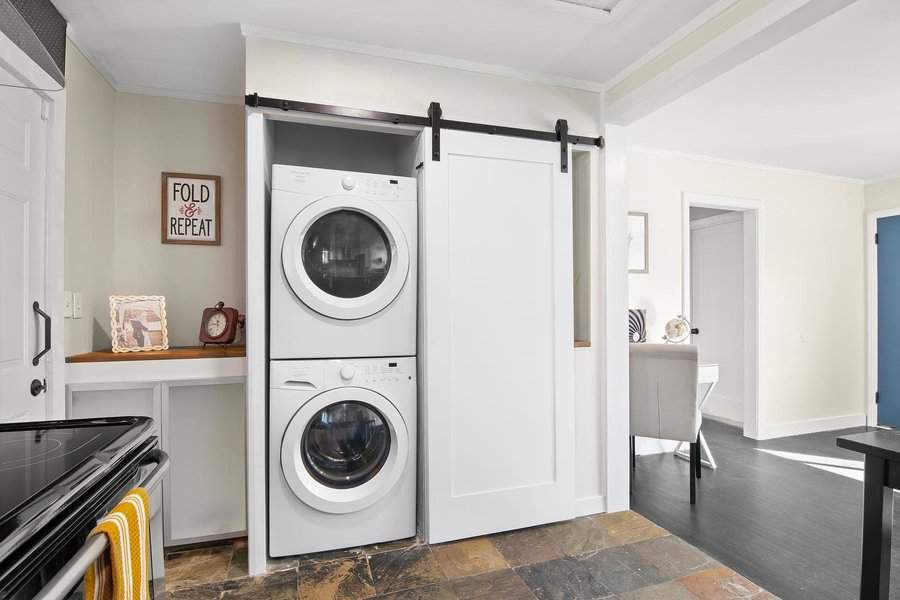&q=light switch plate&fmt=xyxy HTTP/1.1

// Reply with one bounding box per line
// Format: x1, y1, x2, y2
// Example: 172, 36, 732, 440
64, 291, 73, 318
72, 292, 83, 319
